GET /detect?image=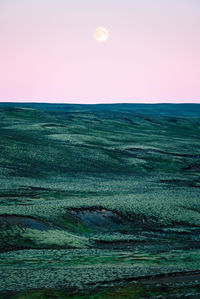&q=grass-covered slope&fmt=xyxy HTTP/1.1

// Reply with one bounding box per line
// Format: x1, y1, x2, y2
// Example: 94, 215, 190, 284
0, 103, 200, 177
0, 103, 200, 298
